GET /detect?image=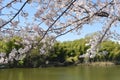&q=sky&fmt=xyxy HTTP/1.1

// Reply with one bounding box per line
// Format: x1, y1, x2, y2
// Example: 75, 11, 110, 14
56, 22, 103, 42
